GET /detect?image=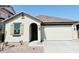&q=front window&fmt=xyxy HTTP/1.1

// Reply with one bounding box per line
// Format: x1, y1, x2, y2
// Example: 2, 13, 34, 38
14, 23, 20, 34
